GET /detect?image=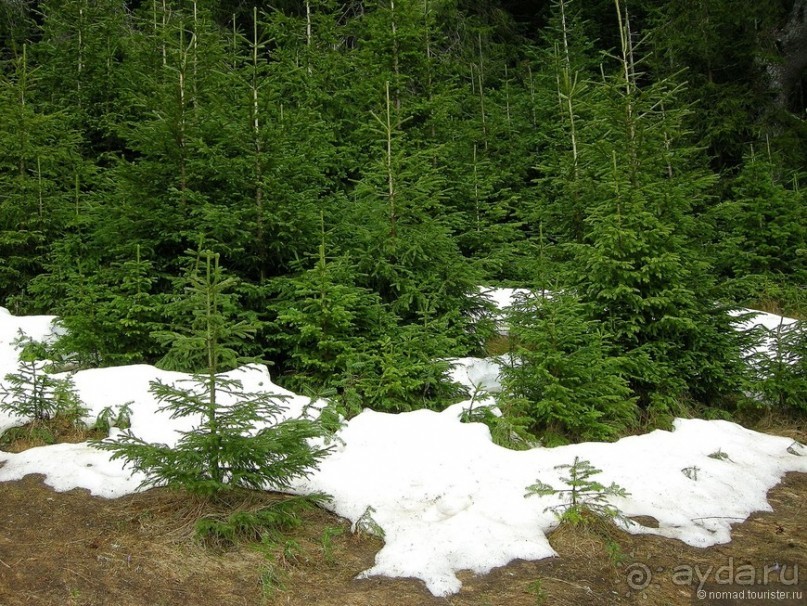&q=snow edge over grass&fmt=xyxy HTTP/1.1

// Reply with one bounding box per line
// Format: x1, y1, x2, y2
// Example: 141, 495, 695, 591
0, 305, 805, 596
